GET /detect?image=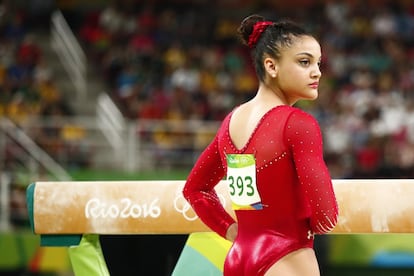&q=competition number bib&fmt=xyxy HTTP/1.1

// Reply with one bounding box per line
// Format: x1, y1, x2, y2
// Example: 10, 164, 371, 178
226, 154, 263, 210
